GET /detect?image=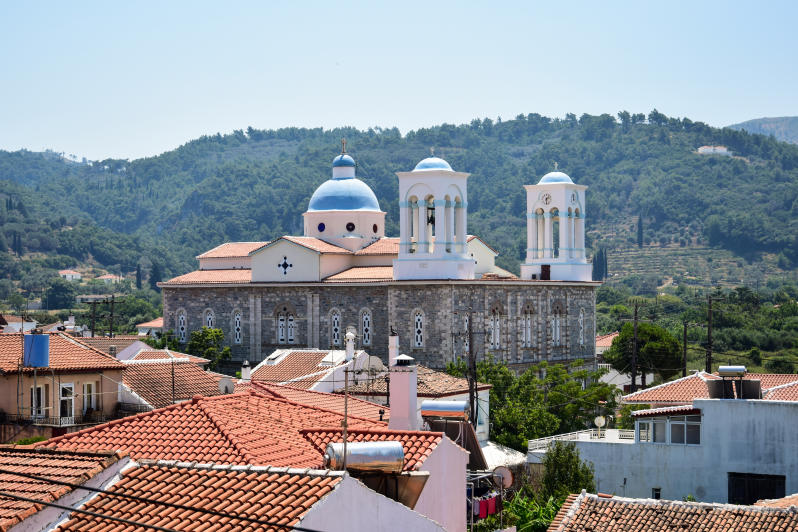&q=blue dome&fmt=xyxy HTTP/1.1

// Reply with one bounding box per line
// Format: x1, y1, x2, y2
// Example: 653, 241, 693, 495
332, 154, 356, 167
413, 157, 453, 171
307, 177, 381, 211
538, 171, 573, 184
